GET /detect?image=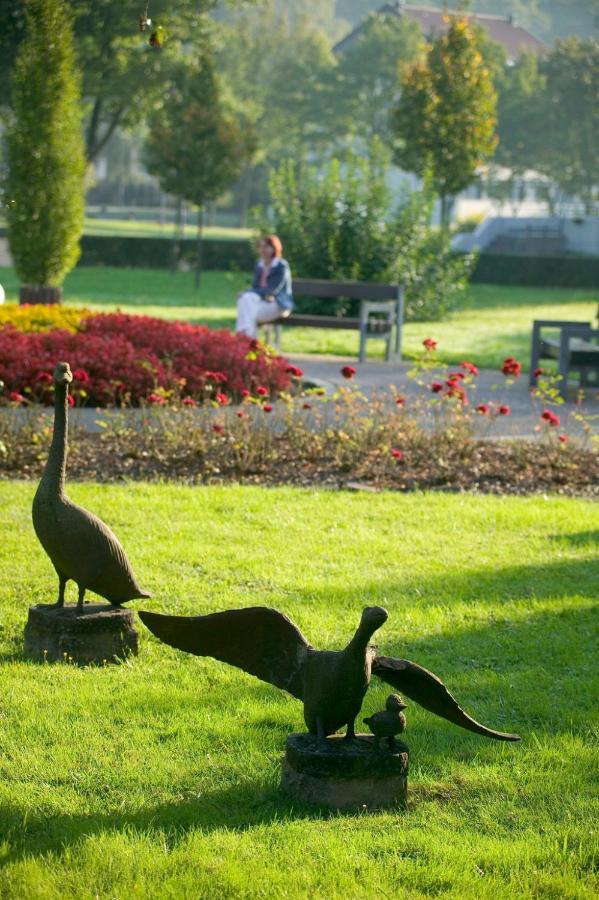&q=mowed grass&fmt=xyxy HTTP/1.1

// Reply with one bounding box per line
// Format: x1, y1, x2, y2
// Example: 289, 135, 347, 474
1, 265, 596, 369
82, 218, 252, 241
0, 483, 597, 898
